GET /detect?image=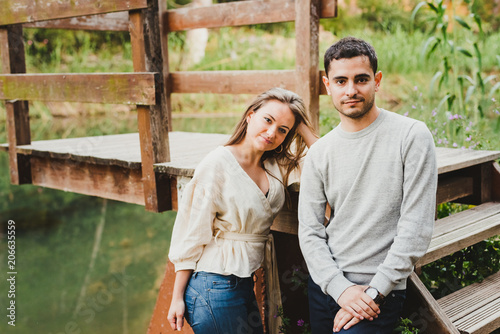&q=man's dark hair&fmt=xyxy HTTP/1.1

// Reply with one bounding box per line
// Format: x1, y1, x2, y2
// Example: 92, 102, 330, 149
324, 37, 378, 77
